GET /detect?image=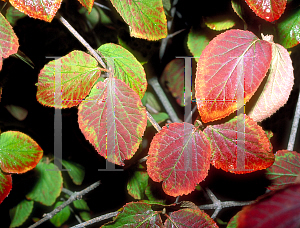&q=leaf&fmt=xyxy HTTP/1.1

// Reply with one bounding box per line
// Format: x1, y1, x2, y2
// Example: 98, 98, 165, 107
244, 0, 287, 22
5, 6, 26, 26
231, 0, 247, 28
127, 169, 149, 199
164, 208, 218, 228
9, 200, 33, 228
77, 0, 94, 13
0, 13, 19, 71
187, 27, 210, 62
147, 113, 169, 127
248, 42, 294, 122
36, 50, 101, 108
161, 59, 185, 107
78, 78, 147, 166
101, 202, 163, 227
237, 184, 300, 228
204, 15, 236, 31
147, 122, 211, 197
26, 161, 62, 206
8, 0, 62, 22
266, 150, 300, 191
0, 171, 12, 204
0, 131, 43, 174
276, 7, 300, 49
61, 160, 85, 185
144, 185, 166, 204
109, 0, 167, 40
142, 92, 161, 112
97, 43, 147, 99
195, 29, 272, 123
50, 201, 71, 227
204, 114, 274, 174
73, 199, 91, 221
227, 211, 241, 228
